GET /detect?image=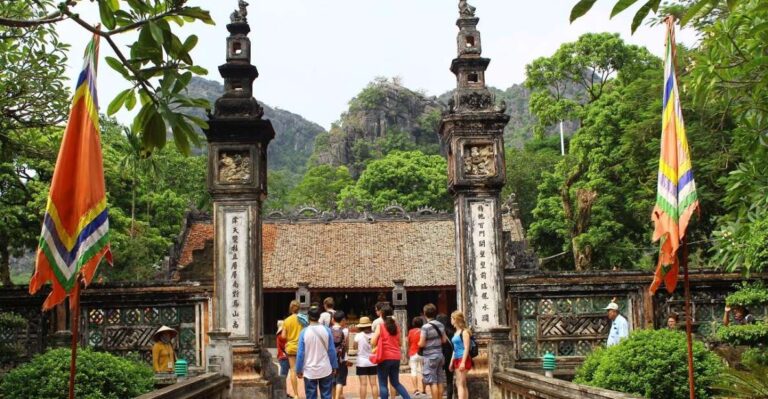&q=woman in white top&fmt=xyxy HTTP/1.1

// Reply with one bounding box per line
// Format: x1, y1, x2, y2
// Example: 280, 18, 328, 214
354, 317, 379, 399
